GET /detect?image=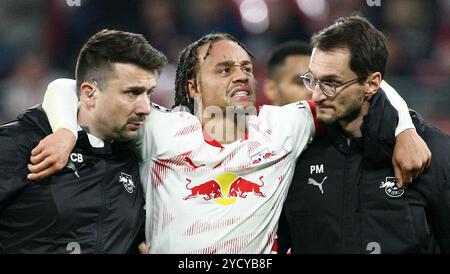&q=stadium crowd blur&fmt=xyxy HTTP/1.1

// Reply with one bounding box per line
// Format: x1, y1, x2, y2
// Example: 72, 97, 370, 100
1, 0, 449, 133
